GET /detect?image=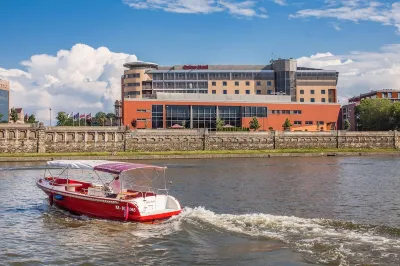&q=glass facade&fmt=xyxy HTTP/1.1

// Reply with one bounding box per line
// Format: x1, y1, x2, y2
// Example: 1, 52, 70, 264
166, 105, 190, 128
219, 106, 241, 127
275, 71, 296, 96
242, 106, 267, 117
0, 90, 9, 121
151, 105, 163, 129
192, 106, 217, 130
